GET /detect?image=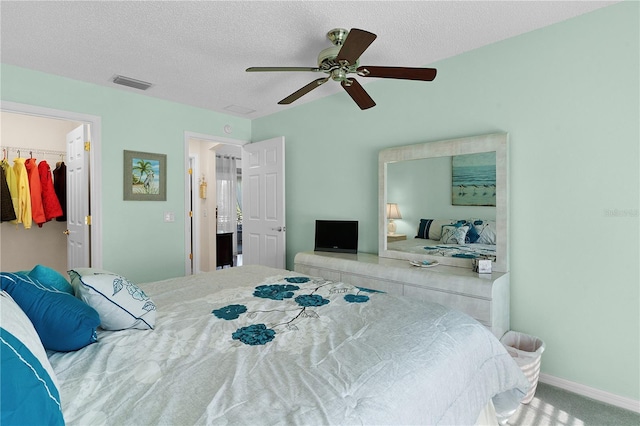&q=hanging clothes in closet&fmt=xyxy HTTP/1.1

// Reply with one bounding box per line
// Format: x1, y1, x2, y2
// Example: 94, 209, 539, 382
38, 160, 63, 222
1, 148, 66, 229
25, 157, 46, 227
53, 160, 66, 221
1, 160, 17, 222
11, 156, 32, 229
